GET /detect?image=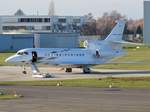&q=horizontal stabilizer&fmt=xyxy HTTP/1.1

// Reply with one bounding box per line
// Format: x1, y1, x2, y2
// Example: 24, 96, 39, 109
109, 40, 143, 45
